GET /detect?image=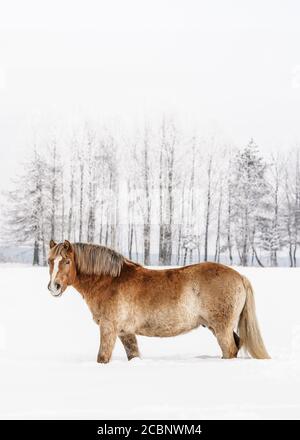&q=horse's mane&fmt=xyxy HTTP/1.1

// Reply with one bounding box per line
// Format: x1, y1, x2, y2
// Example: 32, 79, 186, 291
52, 243, 125, 277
